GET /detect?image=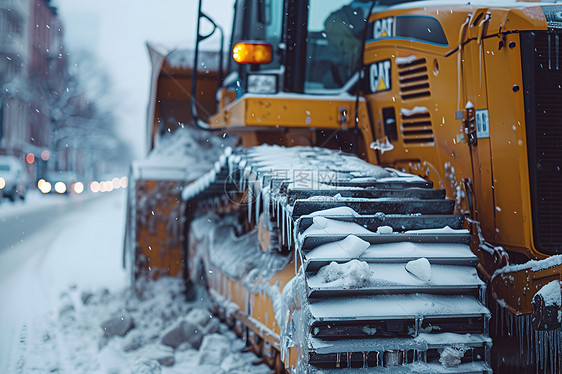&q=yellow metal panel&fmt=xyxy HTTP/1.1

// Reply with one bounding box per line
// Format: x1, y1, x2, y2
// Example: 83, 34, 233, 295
484, 34, 537, 258
230, 279, 248, 313
492, 264, 562, 315
366, 42, 474, 209
368, 5, 547, 38
244, 97, 352, 128
459, 38, 495, 241
134, 179, 186, 279
210, 95, 360, 130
